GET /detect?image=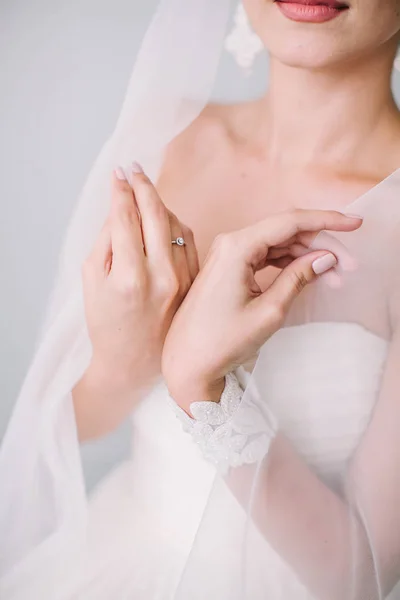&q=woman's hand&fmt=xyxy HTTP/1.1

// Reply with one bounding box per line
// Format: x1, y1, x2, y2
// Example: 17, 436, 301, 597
74, 164, 198, 440
162, 209, 363, 412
